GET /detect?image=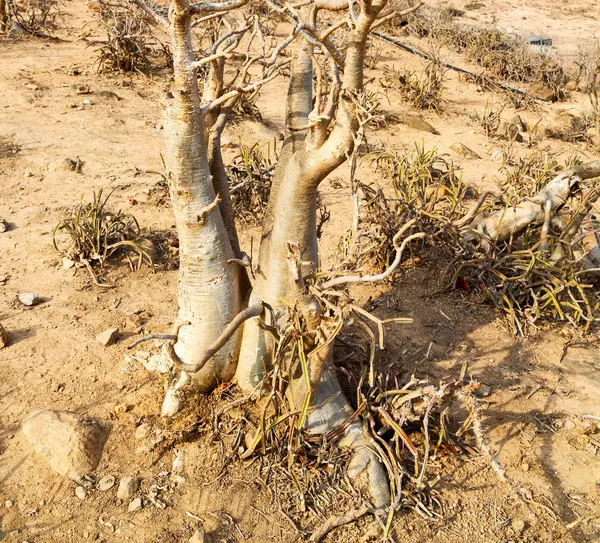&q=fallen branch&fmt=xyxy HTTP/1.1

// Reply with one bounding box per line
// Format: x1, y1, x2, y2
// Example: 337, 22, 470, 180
309, 504, 382, 543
